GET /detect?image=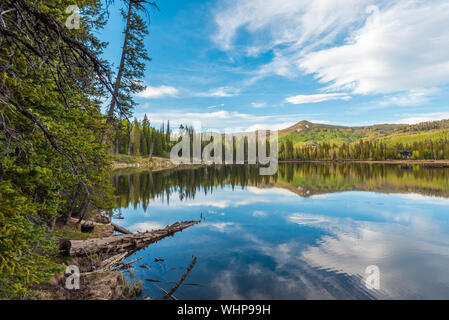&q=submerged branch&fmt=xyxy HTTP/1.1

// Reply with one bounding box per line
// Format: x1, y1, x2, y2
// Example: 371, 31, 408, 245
162, 257, 197, 301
